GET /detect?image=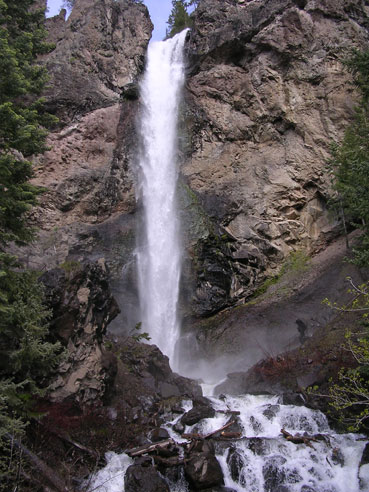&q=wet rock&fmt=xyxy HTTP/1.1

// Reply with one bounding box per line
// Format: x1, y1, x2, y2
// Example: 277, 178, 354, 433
173, 421, 185, 434
360, 443, 369, 467
149, 428, 170, 443
184, 453, 224, 490
281, 392, 306, 406
331, 447, 345, 467
262, 404, 280, 420
227, 448, 246, 484
181, 397, 215, 426
262, 455, 287, 492
184, 440, 224, 489
248, 438, 269, 456
124, 464, 169, 492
